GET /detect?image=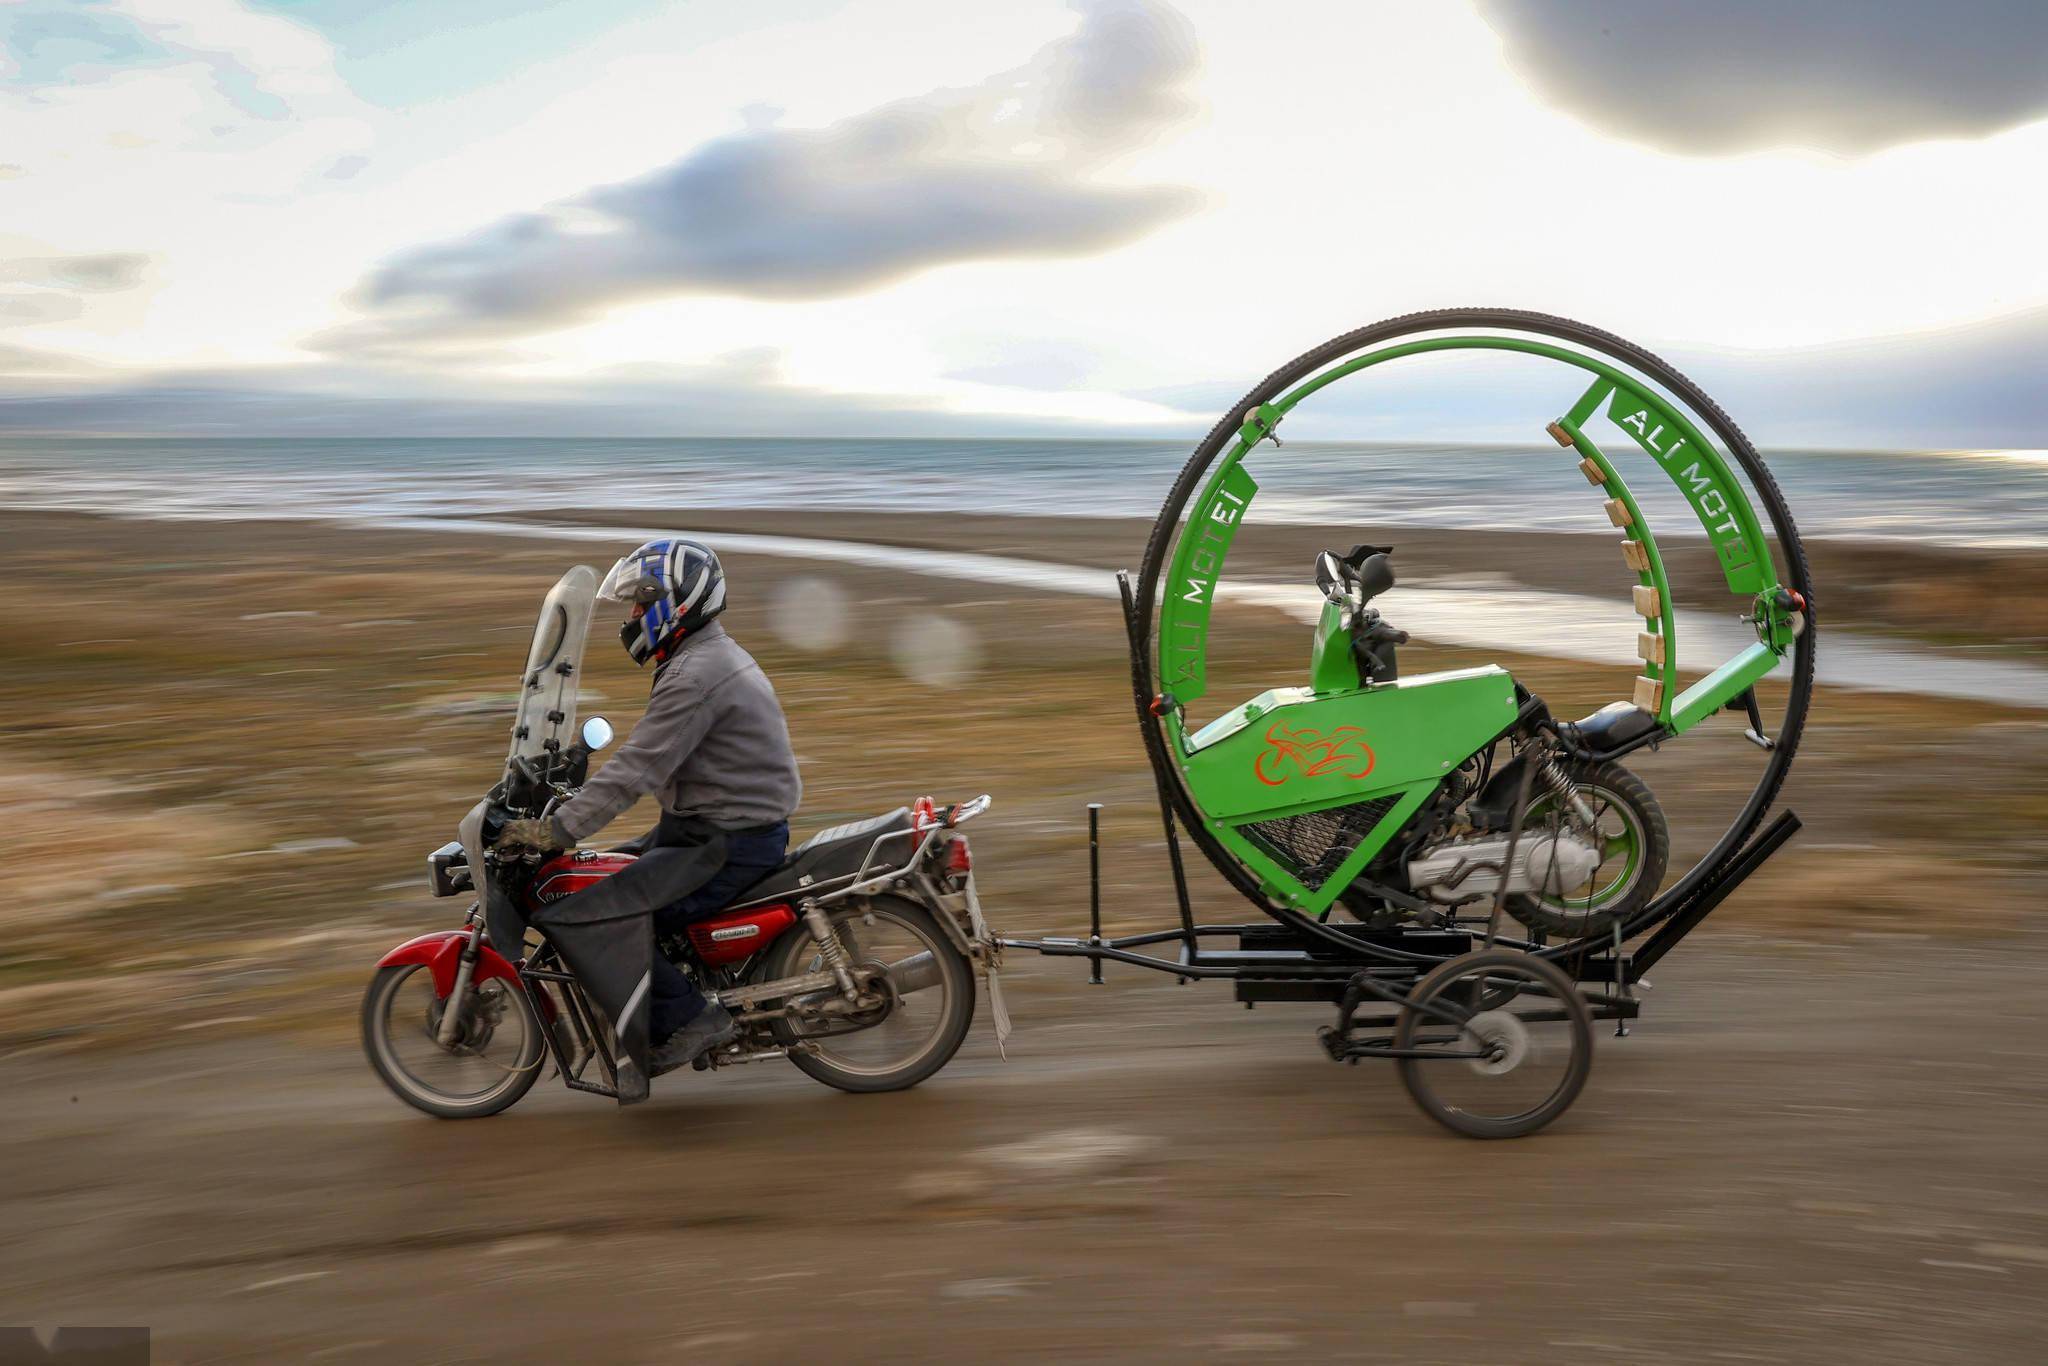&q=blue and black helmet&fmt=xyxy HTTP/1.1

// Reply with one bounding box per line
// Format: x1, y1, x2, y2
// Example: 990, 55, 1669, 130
596, 538, 728, 666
